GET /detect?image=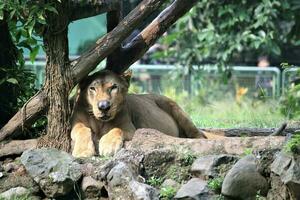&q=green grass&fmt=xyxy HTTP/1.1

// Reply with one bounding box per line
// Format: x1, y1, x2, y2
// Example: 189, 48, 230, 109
180, 98, 286, 128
